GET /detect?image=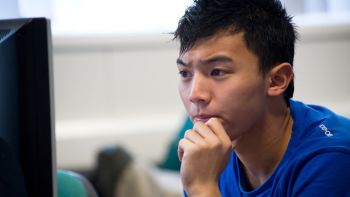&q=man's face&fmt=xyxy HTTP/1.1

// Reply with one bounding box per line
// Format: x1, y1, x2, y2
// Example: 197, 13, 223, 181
177, 32, 270, 141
